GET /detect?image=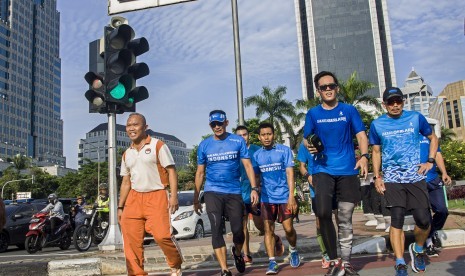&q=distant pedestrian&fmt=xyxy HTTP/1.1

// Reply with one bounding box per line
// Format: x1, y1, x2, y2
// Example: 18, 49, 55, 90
0, 198, 5, 231
420, 135, 452, 257
253, 122, 300, 274
72, 195, 87, 228
303, 71, 369, 276
118, 113, 183, 276
370, 87, 438, 276
194, 110, 259, 276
